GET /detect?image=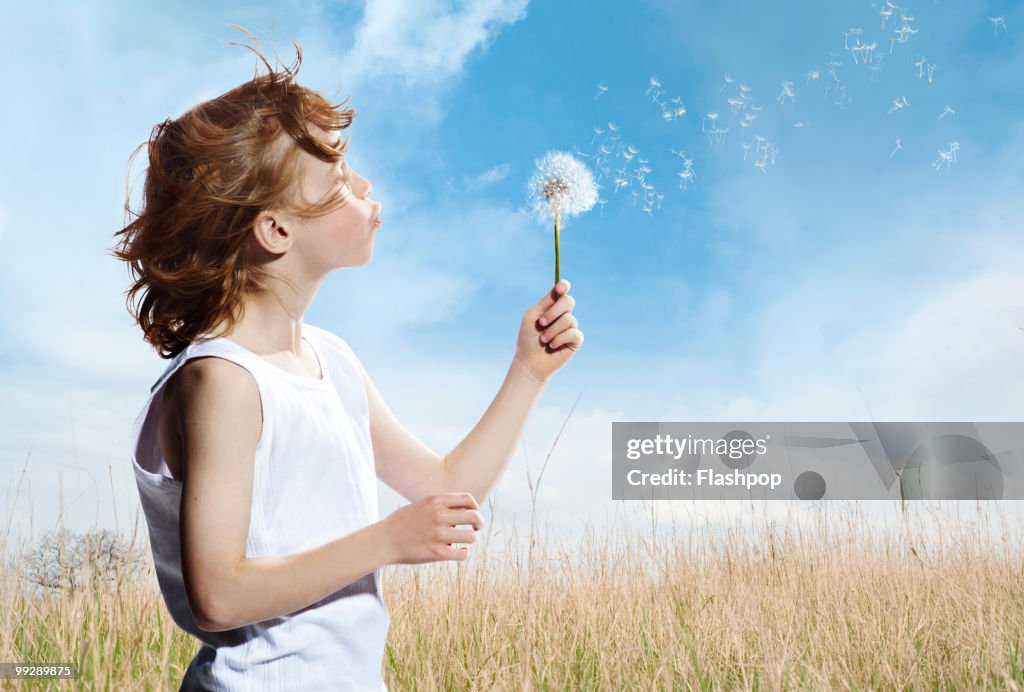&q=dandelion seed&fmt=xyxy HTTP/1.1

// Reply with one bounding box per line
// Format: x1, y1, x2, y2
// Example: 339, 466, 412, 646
890, 139, 903, 158
777, 81, 796, 104
526, 151, 599, 289
677, 164, 696, 190
868, 56, 884, 83
989, 16, 1007, 35
594, 83, 608, 100
887, 95, 910, 115
844, 28, 858, 51
913, 55, 927, 78
863, 42, 877, 64
938, 105, 956, 119
932, 141, 959, 171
